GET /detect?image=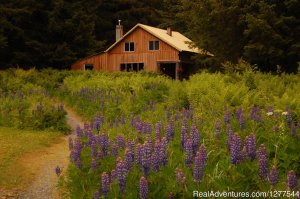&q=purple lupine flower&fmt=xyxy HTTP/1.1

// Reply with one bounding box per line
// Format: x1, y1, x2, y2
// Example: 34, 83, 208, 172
151, 152, 159, 172
116, 157, 126, 193
91, 141, 98, 158
224, 107, 230, 125
116, 135, 126, 149
124, 148, 134, 172
194, 150, 206, 183
185, 138, 193, 167
226, 124, 233, 148
166, 107, 170, 120
199, 144, 208, 164
160, 137, 168, 166
93, 191, 100, 199
136, 144, 142, 167
91, 159, 98, 170
245, 133, 256, 161
269, 165, 279, 186
101, 172, 110, 197
287, 170, 298, 190
111, 143, 119, 157
120, 115, 125, 124
258, 155, 268, 181
190, 125, 200, 154
257, 144, 268, 159
83, 122, 90, 134
152, 140, 161, 172
291, 123, 297, 137
127, 139, 135, 152
145, 136, 152, 151
181, 125, 188, 149
93, 113, 102, 132
286, 108, 292, 127
165, 123, 172, 142
68, 137, 73, 150
182, 116, 188, 129
141, 142, 151, 175
251, 106, 261, 122
215, 119, 221, 139
155, 122, 161, 140
237, 146, 247, 164
111, 169, 117, 181
76, 126, 83, 137
175, 168, 186, 185
75, 158, 82, 169
55, 166, 61, 176
99, 133, 108, 156
139, 176, 148, 199
230, 133, 241, 164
